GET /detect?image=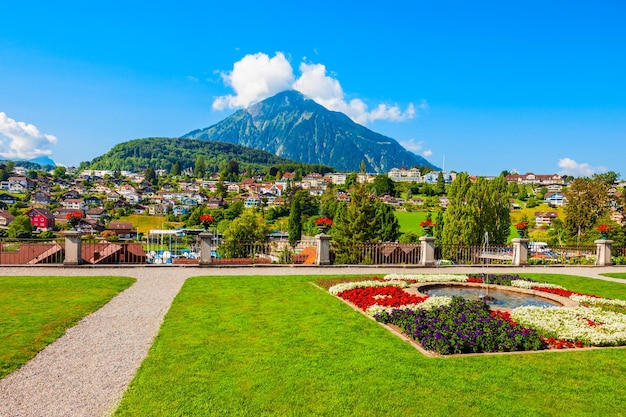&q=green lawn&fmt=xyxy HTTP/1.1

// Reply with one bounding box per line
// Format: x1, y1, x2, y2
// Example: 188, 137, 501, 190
394, 210, 430, 234
0, 275, 135, 379
118, 214, 184, 234
115, 273, 626, 417
601, 273, 626, 280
